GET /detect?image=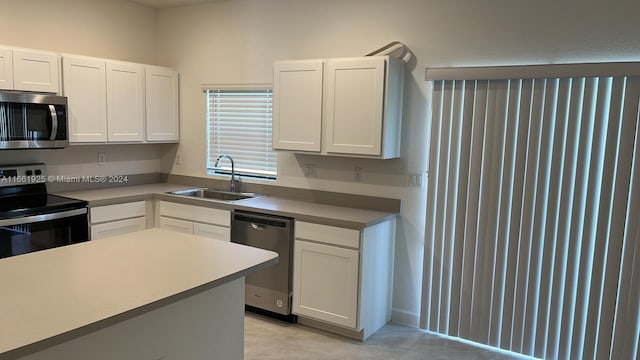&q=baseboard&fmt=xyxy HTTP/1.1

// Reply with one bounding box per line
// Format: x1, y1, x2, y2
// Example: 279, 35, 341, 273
391, 308, 420, 328
297, 316, 365, 341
